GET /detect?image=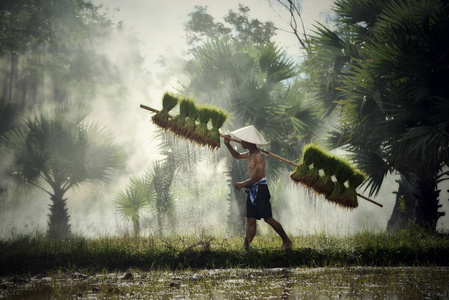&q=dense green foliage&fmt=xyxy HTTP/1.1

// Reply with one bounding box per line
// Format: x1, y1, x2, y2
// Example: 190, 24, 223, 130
301, 0, 449, 230
1, 227, 448, 275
